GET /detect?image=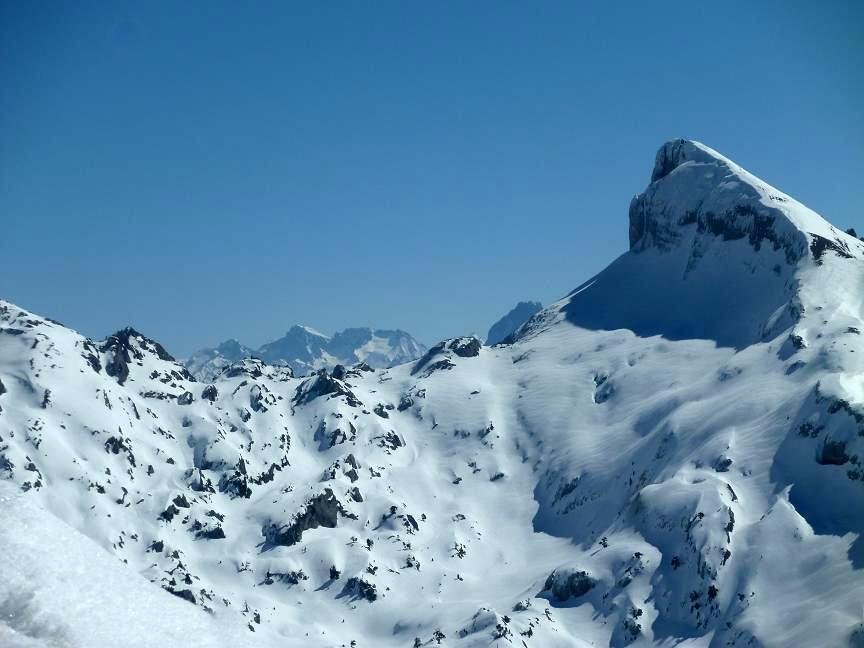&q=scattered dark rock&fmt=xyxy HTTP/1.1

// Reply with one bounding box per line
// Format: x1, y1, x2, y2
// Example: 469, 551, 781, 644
789, 334, 807, 350
340, 576, 377, 602
220, 457, 252, 499
263, 489, 347, 547
373, 403, 390, 419
397, 395, 414, 411
810, 233, 854, 263
264, 569, 307, 585
713, 456, 733, 472
160, 504, 181, 522
164, 587, 196, 604
196, 526, 226, 540
543, 569, 597, 602
201, 385, 218, 402
104, 435, 136, 467
374, 430, 403, 452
